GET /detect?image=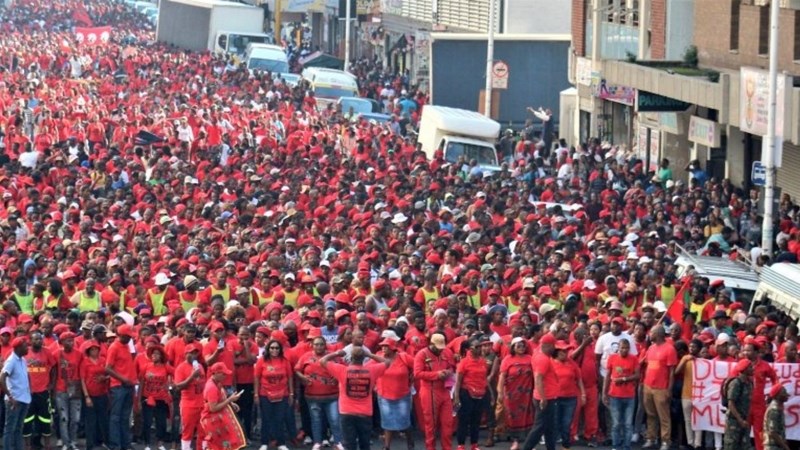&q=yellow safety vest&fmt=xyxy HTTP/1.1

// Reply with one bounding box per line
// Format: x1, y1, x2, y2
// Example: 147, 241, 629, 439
689, 299, 712, 322
284, 289, 299, 308
78, 291, 100, 313
210, 285, 231, 302
179, 291, 196, 312
14, 291, 33, 315
660, 285, 676, 305
149, 289, 167, 316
